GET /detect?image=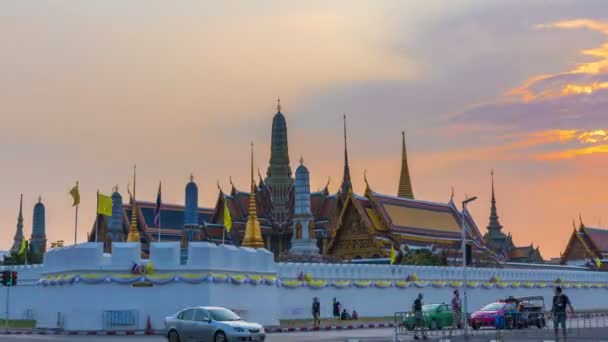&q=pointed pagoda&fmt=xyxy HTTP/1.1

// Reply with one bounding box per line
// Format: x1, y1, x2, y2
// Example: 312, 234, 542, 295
127, 165, 141, 243
265, 98, 294, 225
243, 143, 265, 248
339, 114, 352, 199
483, 170, 512, 253
397, 131, 414, 199
10, 194, 25, 253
